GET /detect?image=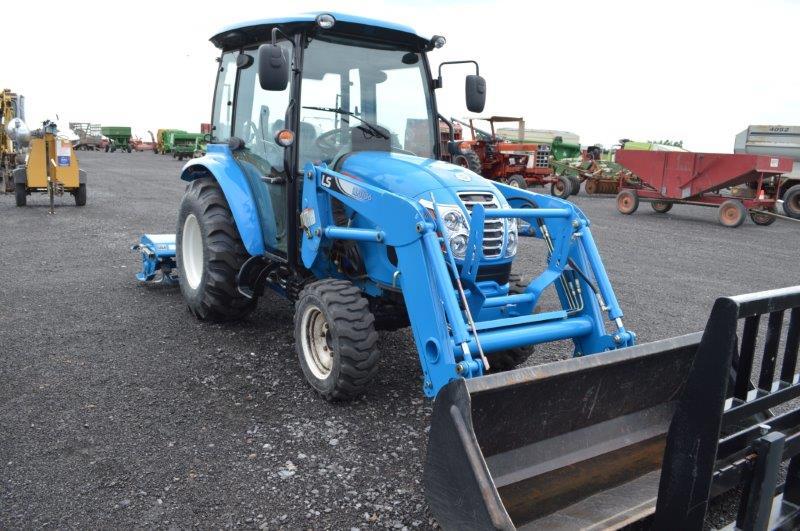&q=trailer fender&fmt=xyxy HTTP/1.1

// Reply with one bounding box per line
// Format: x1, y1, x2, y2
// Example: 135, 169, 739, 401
12, 167, 26, 185
179, 146, 265, 256
79, 169, 87, 184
